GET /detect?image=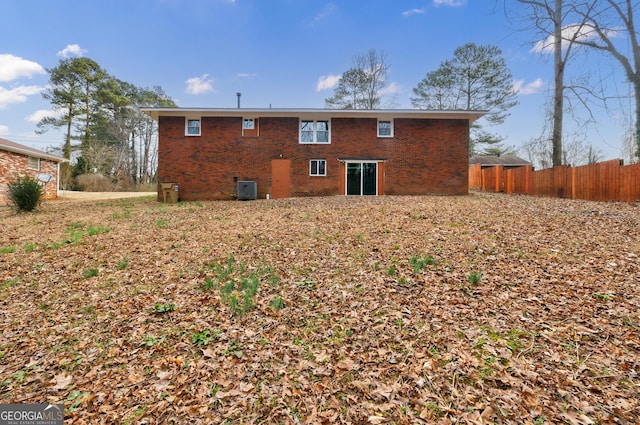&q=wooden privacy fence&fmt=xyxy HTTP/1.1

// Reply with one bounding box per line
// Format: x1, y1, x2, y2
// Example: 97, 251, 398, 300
469, 159, 640, 202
